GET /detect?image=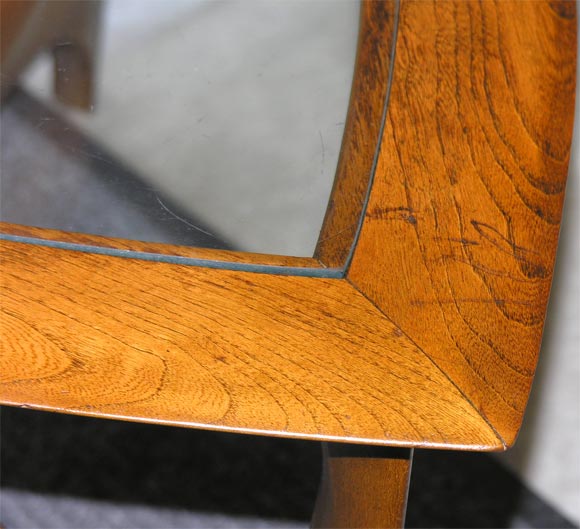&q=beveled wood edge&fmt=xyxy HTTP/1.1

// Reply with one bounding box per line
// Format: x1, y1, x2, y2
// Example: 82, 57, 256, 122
0, 238, 504, 451
1, 403, 502, 452
345, 0, 577, 449
0, 222, 326, 271
315, 0, 398, 269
